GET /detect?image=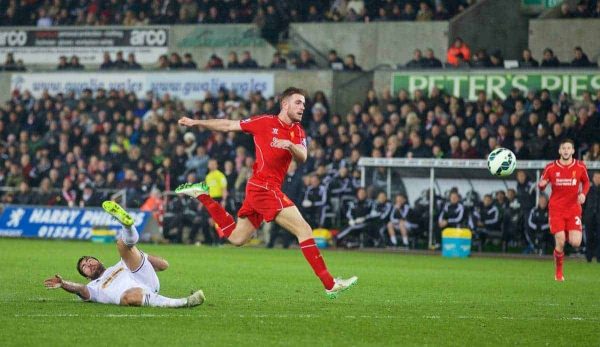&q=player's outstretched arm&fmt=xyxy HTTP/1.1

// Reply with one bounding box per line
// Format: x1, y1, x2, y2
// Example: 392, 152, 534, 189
44, 274, 90, 300
178, 116, 242, 132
